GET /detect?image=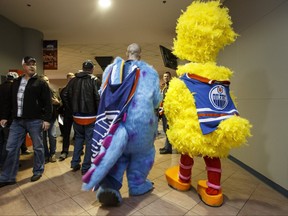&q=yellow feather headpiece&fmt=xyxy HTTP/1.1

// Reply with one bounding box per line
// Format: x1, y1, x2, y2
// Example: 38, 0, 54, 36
173, 0, 238, 64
